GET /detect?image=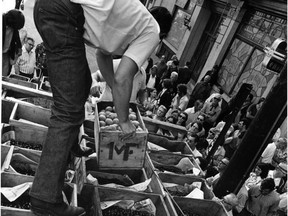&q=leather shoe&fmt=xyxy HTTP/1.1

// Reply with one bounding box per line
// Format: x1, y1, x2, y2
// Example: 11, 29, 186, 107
70, 144, 94, 157
30, 197, 86, 216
